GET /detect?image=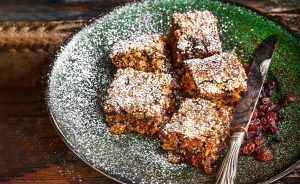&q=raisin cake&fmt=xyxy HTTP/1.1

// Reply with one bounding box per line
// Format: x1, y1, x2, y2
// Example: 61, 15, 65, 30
110, 34, 170, 72
104, 68, 175, 136
181, 51, 247, 105
160, 98, 233, 174
167, 10, 222, 68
